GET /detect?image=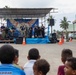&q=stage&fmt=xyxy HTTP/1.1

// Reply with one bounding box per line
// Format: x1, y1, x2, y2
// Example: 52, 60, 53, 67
0, 36, 50, 44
